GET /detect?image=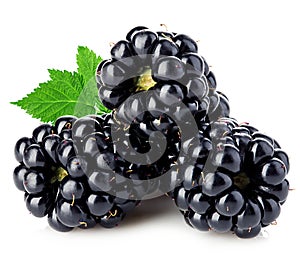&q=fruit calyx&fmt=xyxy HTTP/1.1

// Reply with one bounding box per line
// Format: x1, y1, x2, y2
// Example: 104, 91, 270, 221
50, 166, 68, 183
136, 69, 156, 91
233, 172, 250, 190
